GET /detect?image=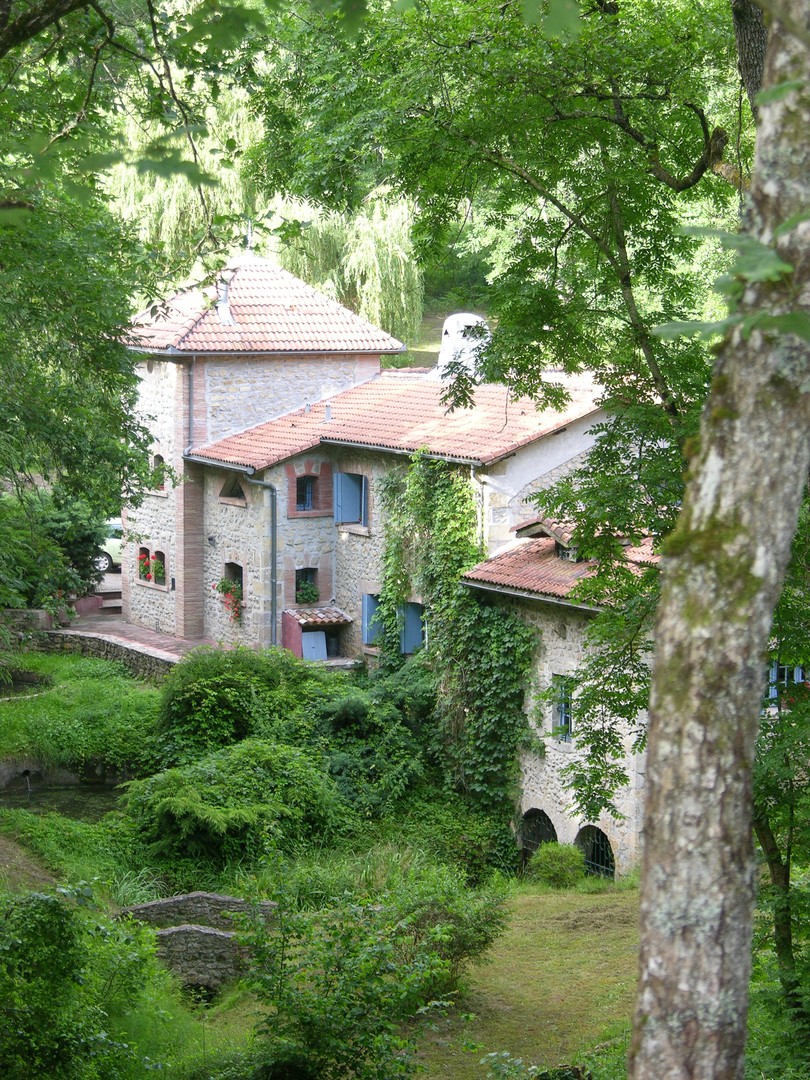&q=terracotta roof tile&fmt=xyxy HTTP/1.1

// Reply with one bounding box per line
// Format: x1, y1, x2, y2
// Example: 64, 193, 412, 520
284, 607, 352, 625
462, 537, 656, 602
128, 255, 404, 355
191, 370, 602, 472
